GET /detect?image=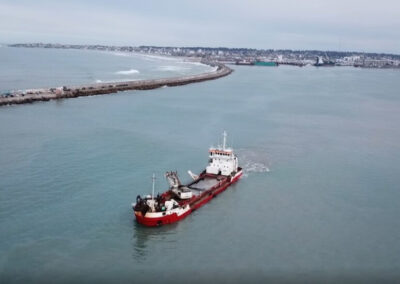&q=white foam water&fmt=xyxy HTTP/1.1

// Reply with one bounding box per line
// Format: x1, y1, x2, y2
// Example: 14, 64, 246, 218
110, 52, 131, 57
139, 53, 181, 62
236, 149, 270, 177
115, 69, 139, 75
157, 65, 190, 72
184, 61, 204, 66
242, 162, 270, 177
